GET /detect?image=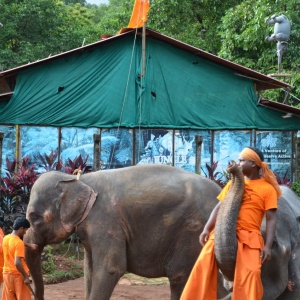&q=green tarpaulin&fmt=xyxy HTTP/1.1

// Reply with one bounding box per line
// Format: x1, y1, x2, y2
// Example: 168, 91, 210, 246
0, 34, 298, 130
